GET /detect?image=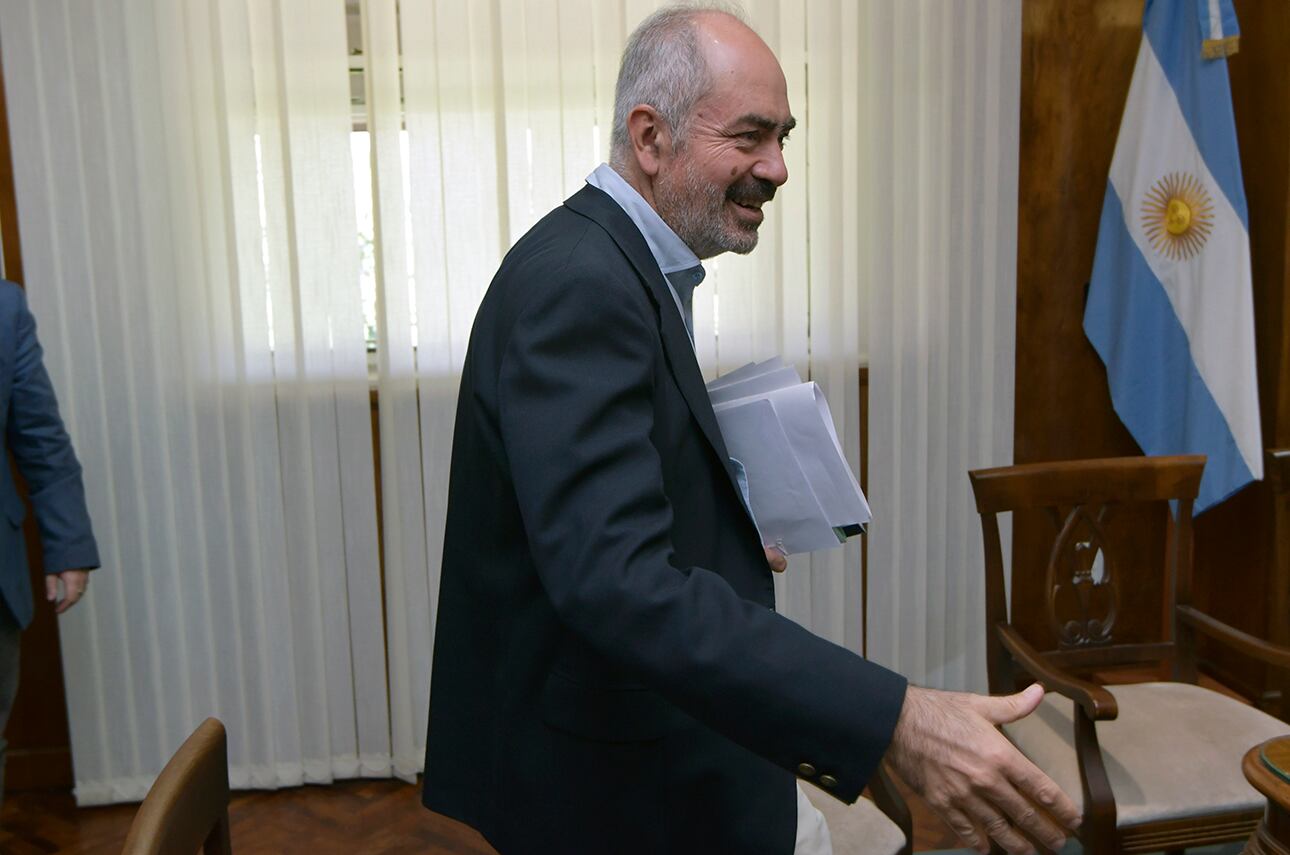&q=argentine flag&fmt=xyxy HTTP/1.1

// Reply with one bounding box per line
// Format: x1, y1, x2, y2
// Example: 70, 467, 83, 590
1084, 0, 1261, 512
